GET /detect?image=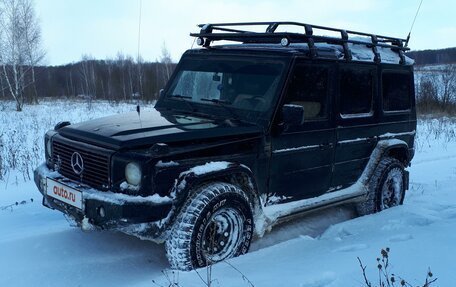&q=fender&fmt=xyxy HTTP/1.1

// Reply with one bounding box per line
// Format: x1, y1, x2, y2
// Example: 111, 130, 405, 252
143, 161, 261, 241
359, 139, 409, 188
170, 161, 260, 206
